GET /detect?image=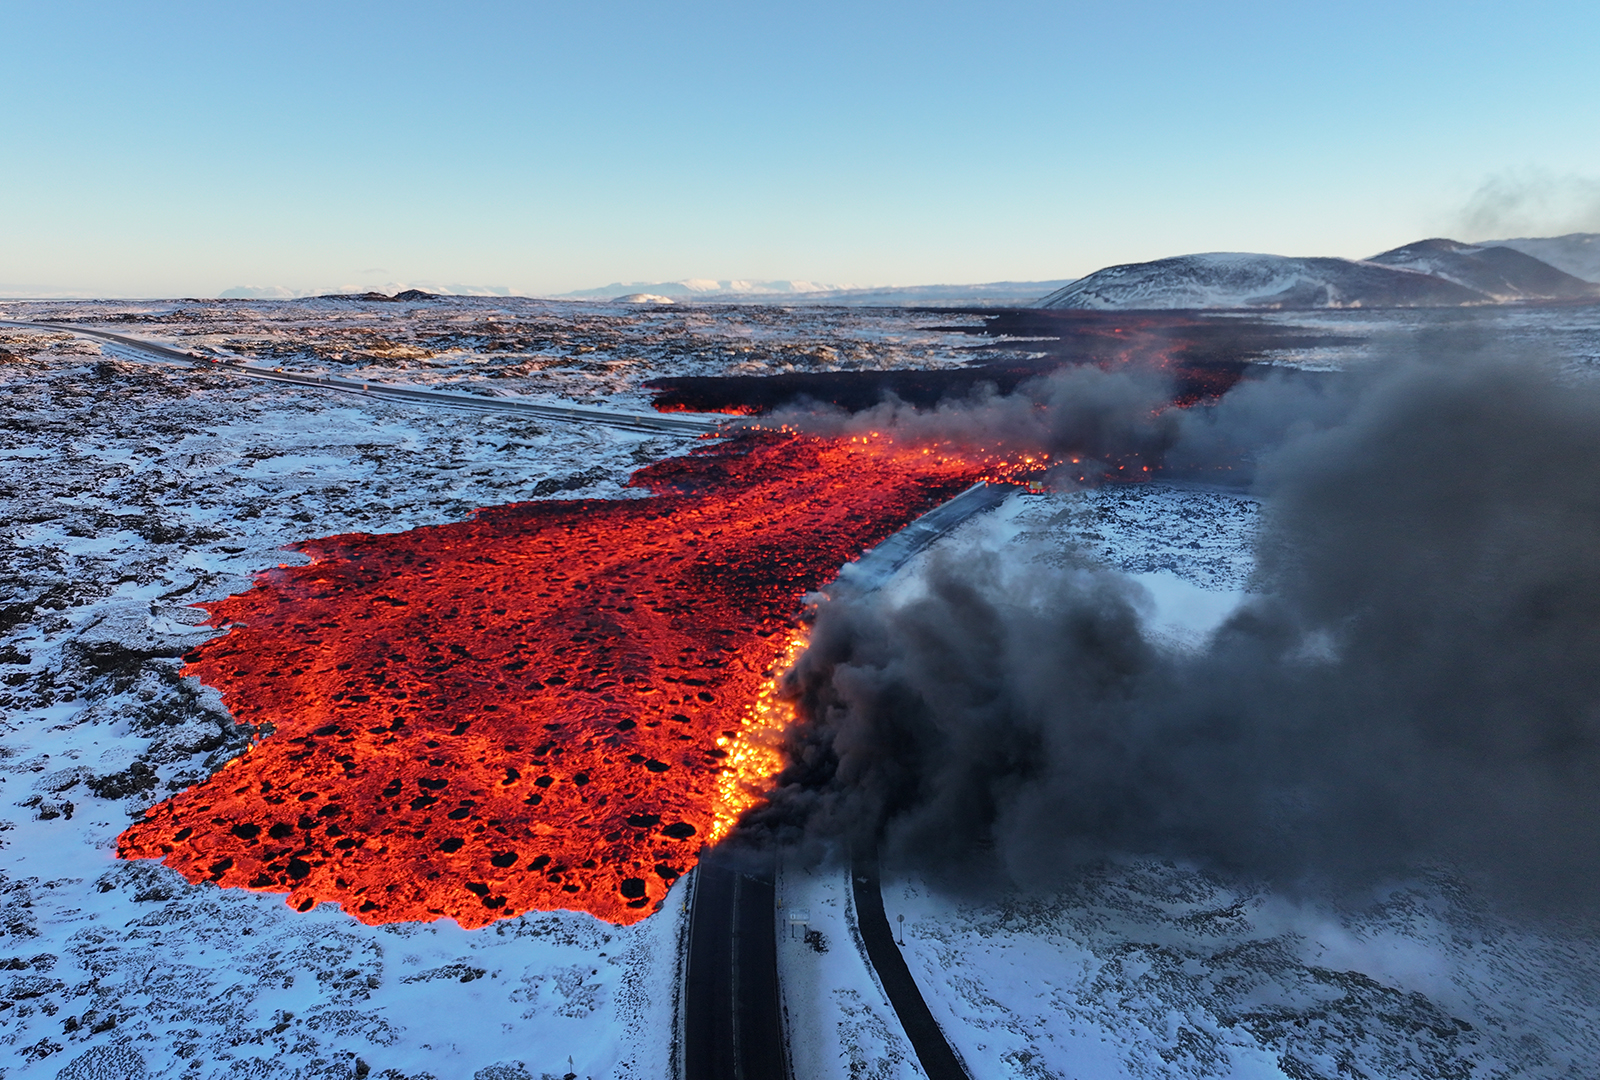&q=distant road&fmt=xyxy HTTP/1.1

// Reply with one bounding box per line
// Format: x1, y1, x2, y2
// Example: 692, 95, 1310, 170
0, 320, 722, 437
